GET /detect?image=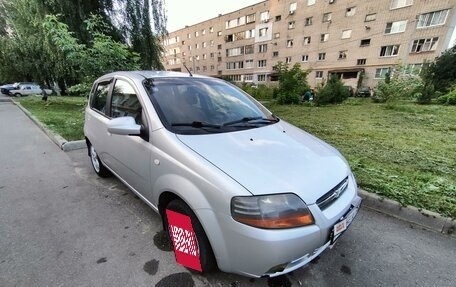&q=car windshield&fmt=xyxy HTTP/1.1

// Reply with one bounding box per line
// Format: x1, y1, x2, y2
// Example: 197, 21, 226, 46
144, 77, 278, 134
